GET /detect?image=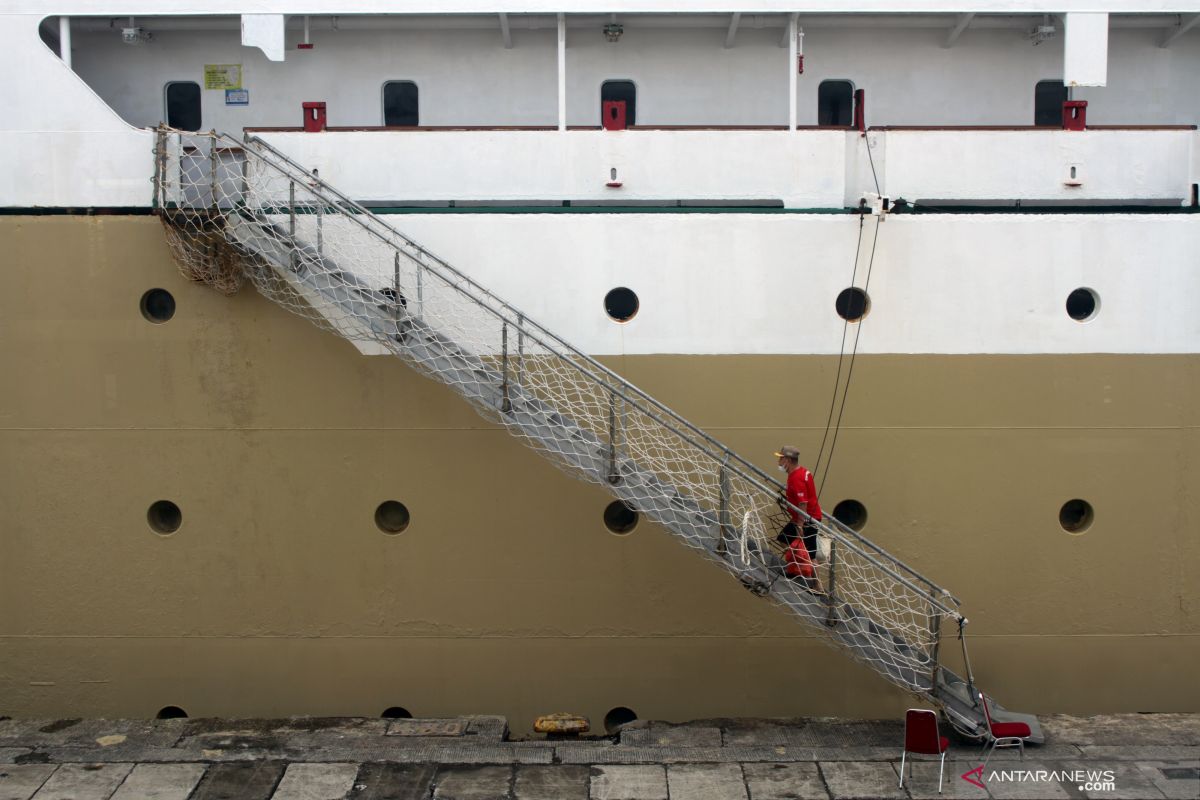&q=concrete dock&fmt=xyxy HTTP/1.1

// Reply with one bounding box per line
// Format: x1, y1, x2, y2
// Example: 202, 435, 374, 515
1, 713, 1197, 799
